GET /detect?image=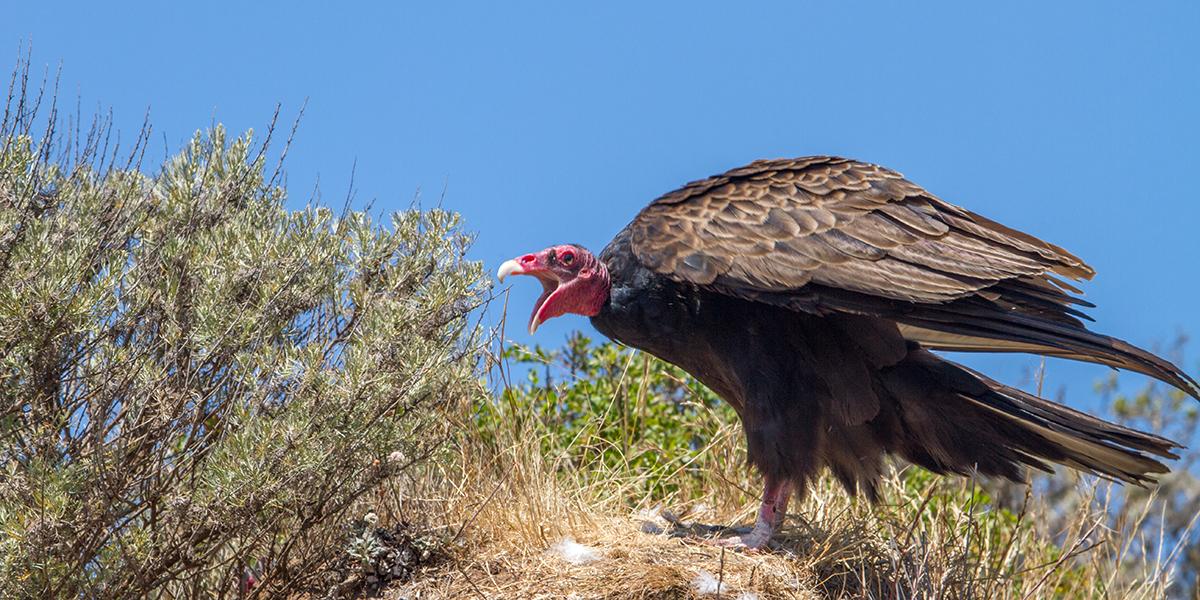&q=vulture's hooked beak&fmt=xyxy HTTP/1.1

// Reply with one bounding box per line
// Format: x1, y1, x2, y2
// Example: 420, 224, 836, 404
495, 259, 525, 283
497, 257, 560, 335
